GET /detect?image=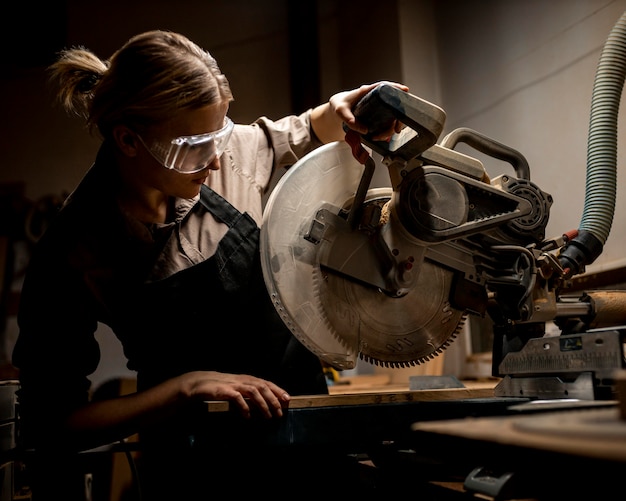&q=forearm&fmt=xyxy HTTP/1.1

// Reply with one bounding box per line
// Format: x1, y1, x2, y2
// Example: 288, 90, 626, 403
310, 102, 347, 144
62, 379, 187, 451
56, 370, 289, 451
